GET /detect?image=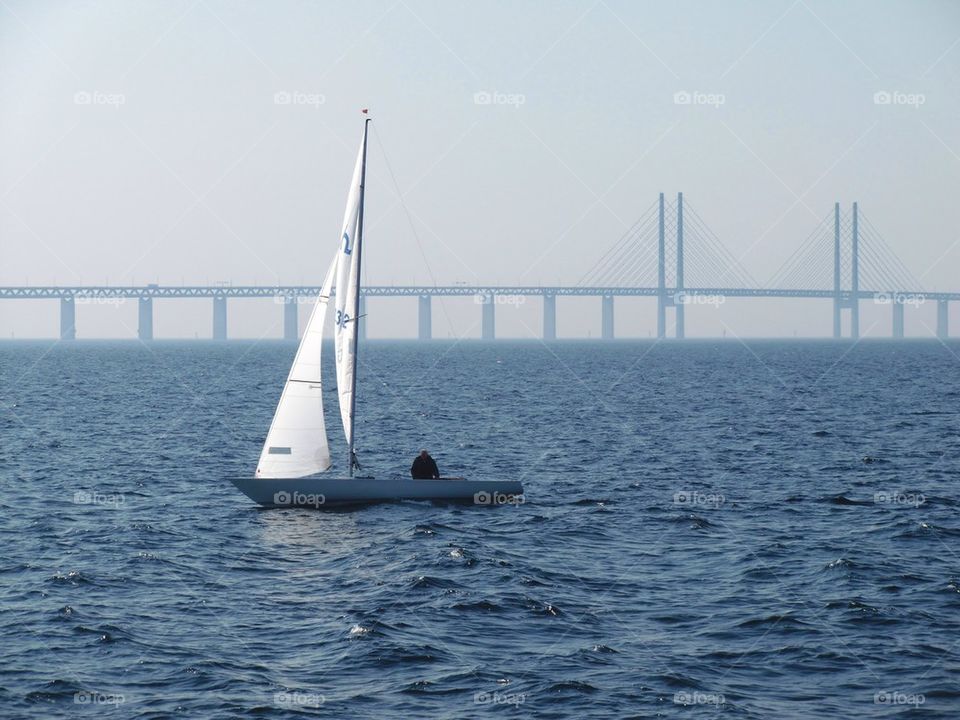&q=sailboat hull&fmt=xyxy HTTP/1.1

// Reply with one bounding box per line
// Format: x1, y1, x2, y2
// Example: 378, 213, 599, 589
229, 476, 524, 508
